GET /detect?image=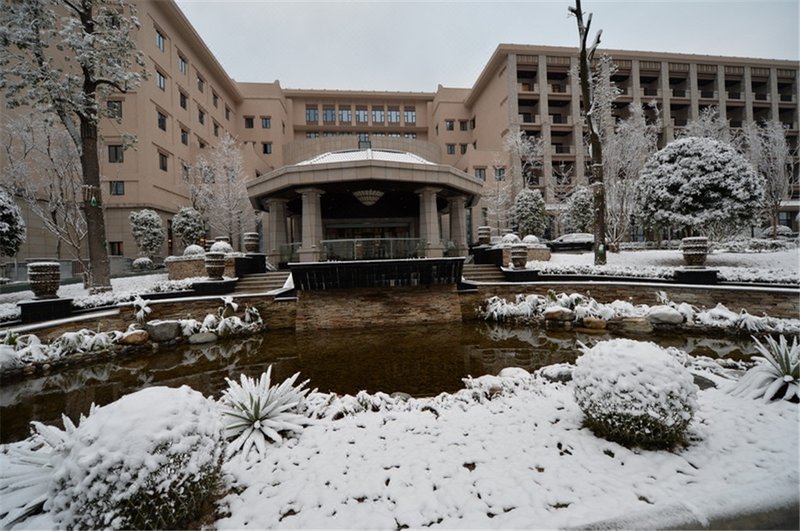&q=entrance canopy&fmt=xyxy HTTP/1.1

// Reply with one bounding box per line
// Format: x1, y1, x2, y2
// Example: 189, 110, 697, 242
247, 148, 484, 264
